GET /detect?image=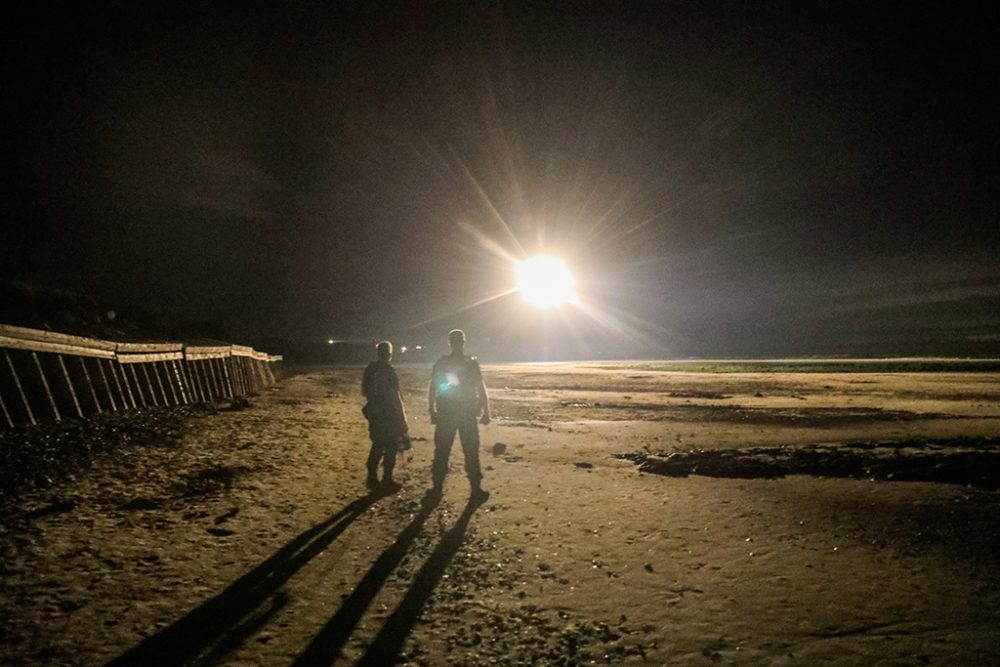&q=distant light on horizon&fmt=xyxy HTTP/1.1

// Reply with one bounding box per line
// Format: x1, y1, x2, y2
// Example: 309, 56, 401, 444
516, 255, 575, 307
